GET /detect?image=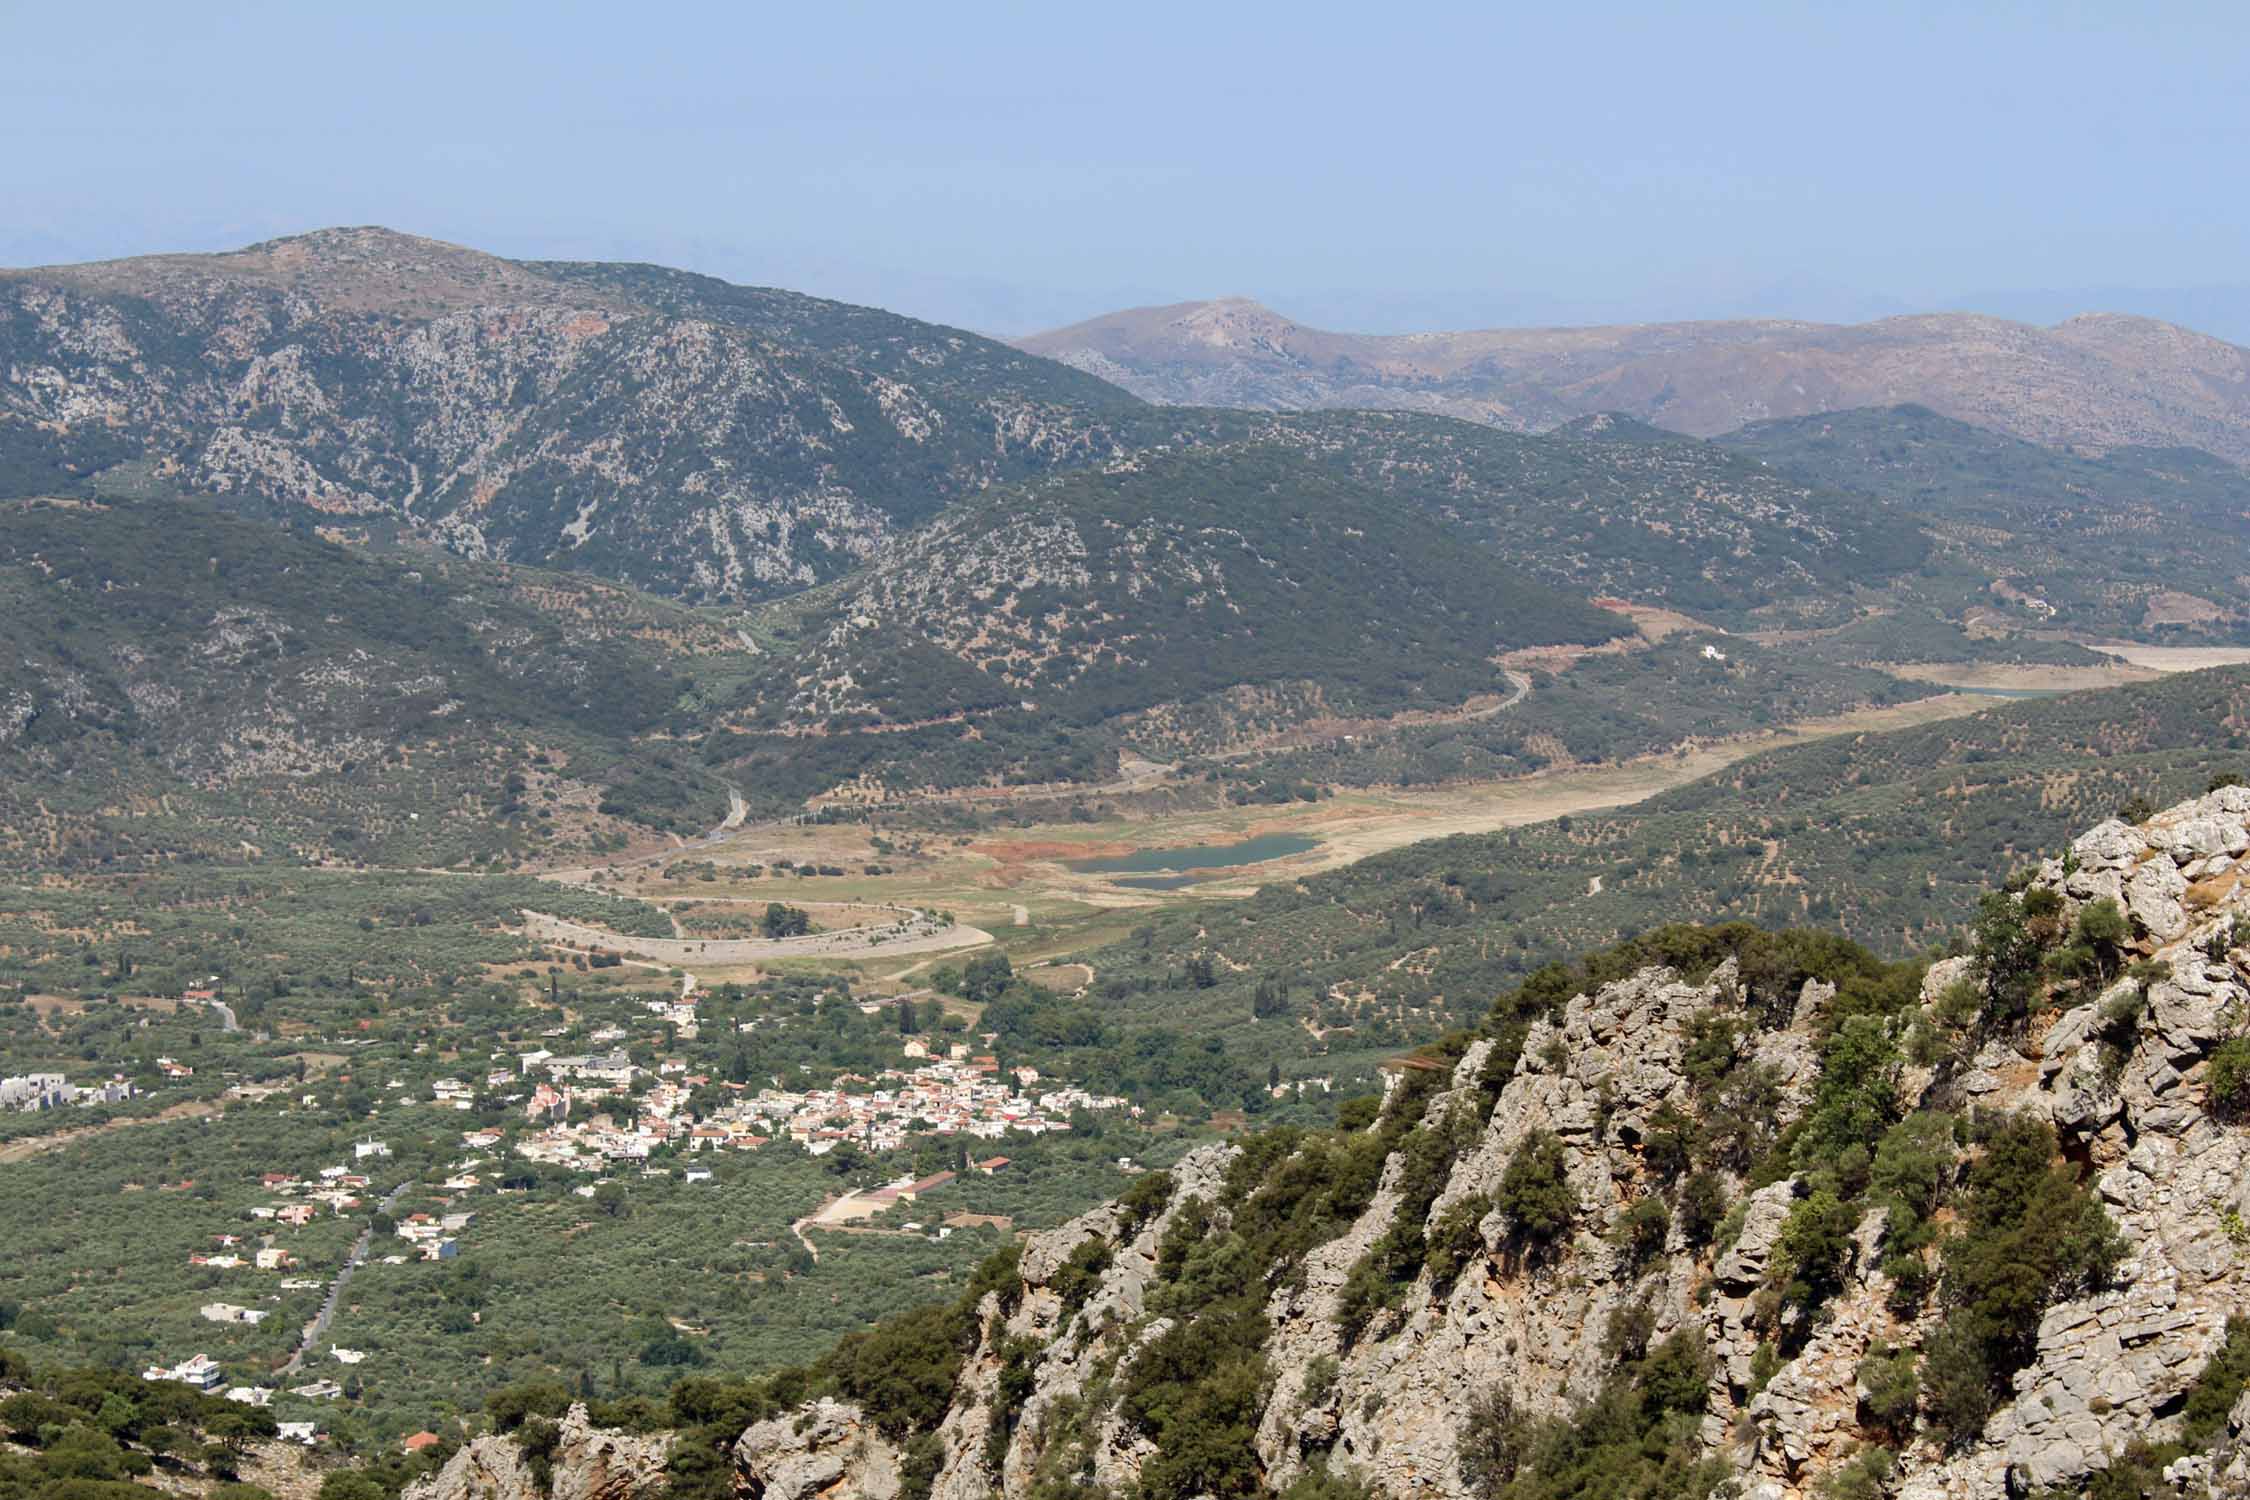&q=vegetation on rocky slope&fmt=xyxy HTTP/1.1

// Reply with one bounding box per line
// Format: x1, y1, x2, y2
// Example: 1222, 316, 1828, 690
0, 494, 746, 869
550, 789, 2250, 1500
1719, 403, 2250, 639
0, 229, 1145, 601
